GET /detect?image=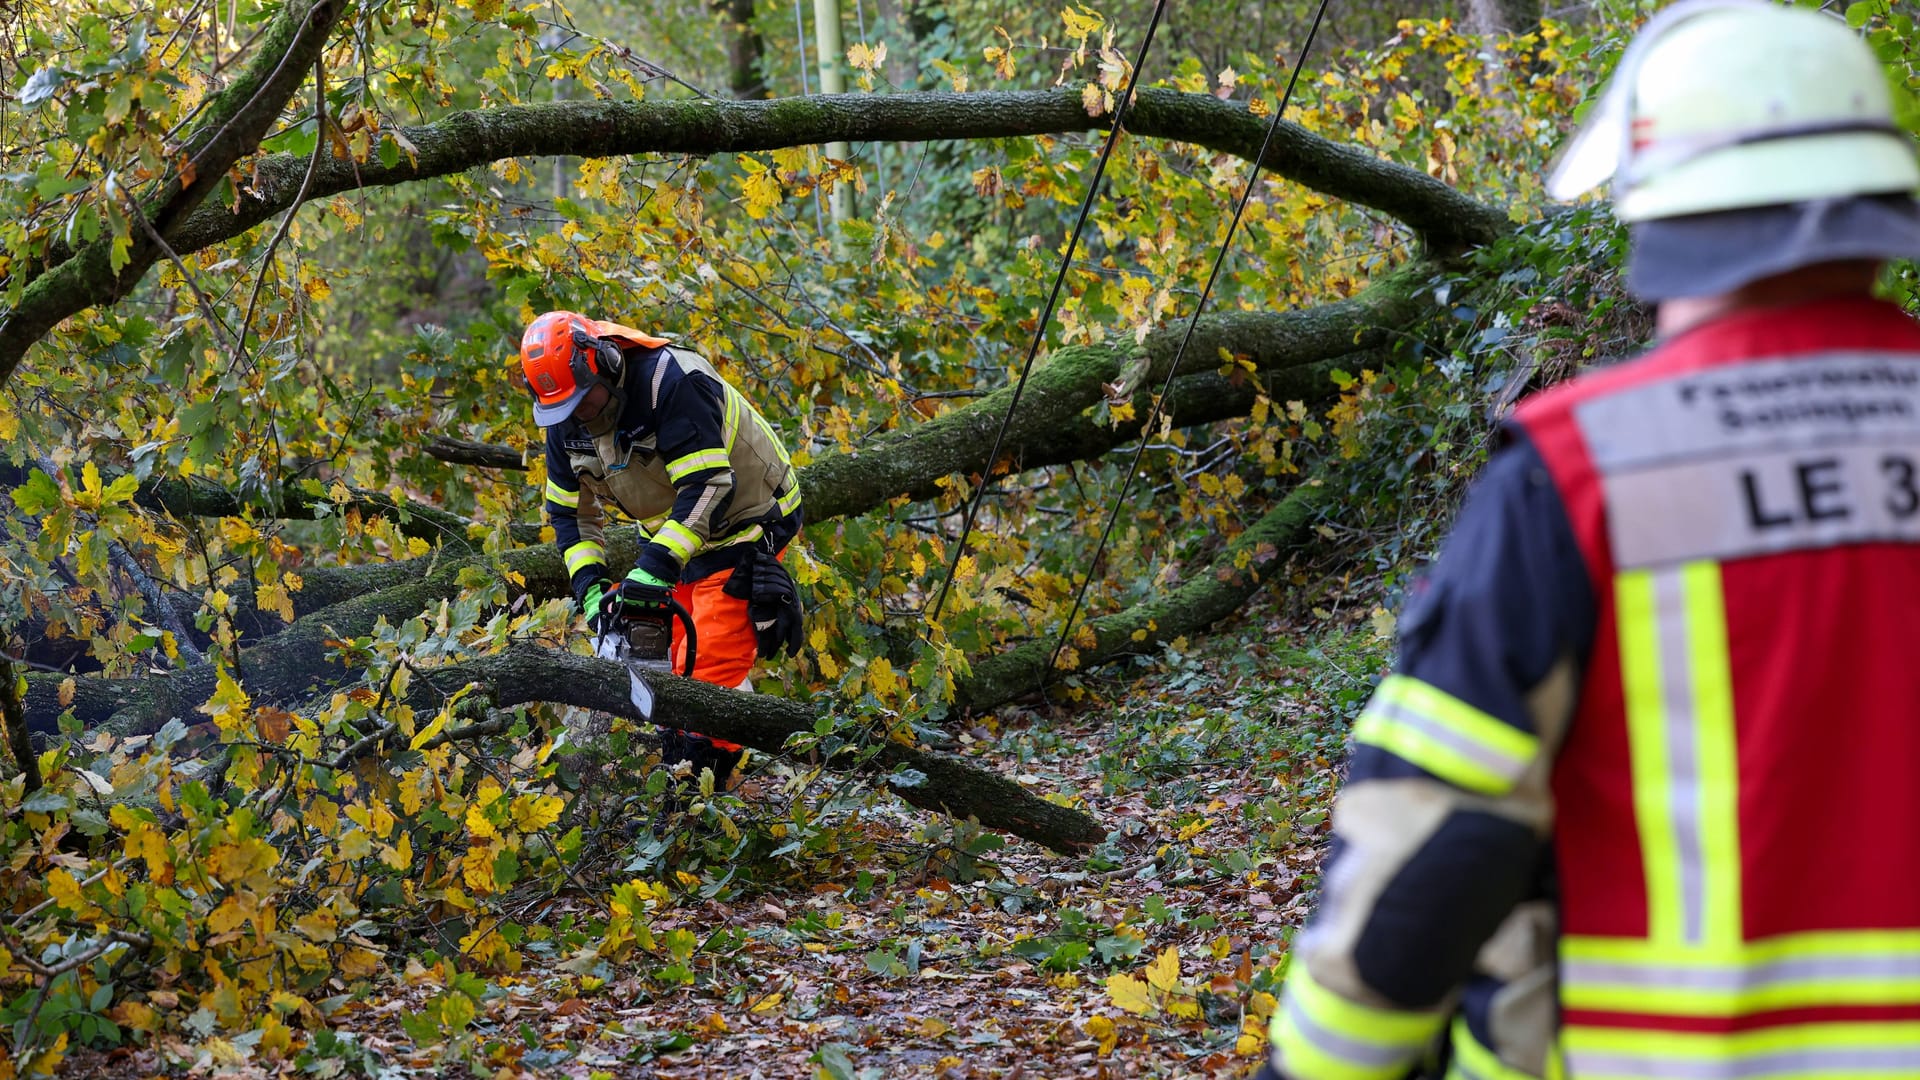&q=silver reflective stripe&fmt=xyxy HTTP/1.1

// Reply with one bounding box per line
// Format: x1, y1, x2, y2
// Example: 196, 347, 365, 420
1653, 567, 1707, 946
1602, 440, 1920, 568
1370, 700, 1530, 781
1574, 352, 1920, 473
652, 348, 673, 409
1568, 1045, 1920, 1079
1574, 352, 1920, 568
1280, 994, 1409, 1070
1565, 951, 1920, 992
